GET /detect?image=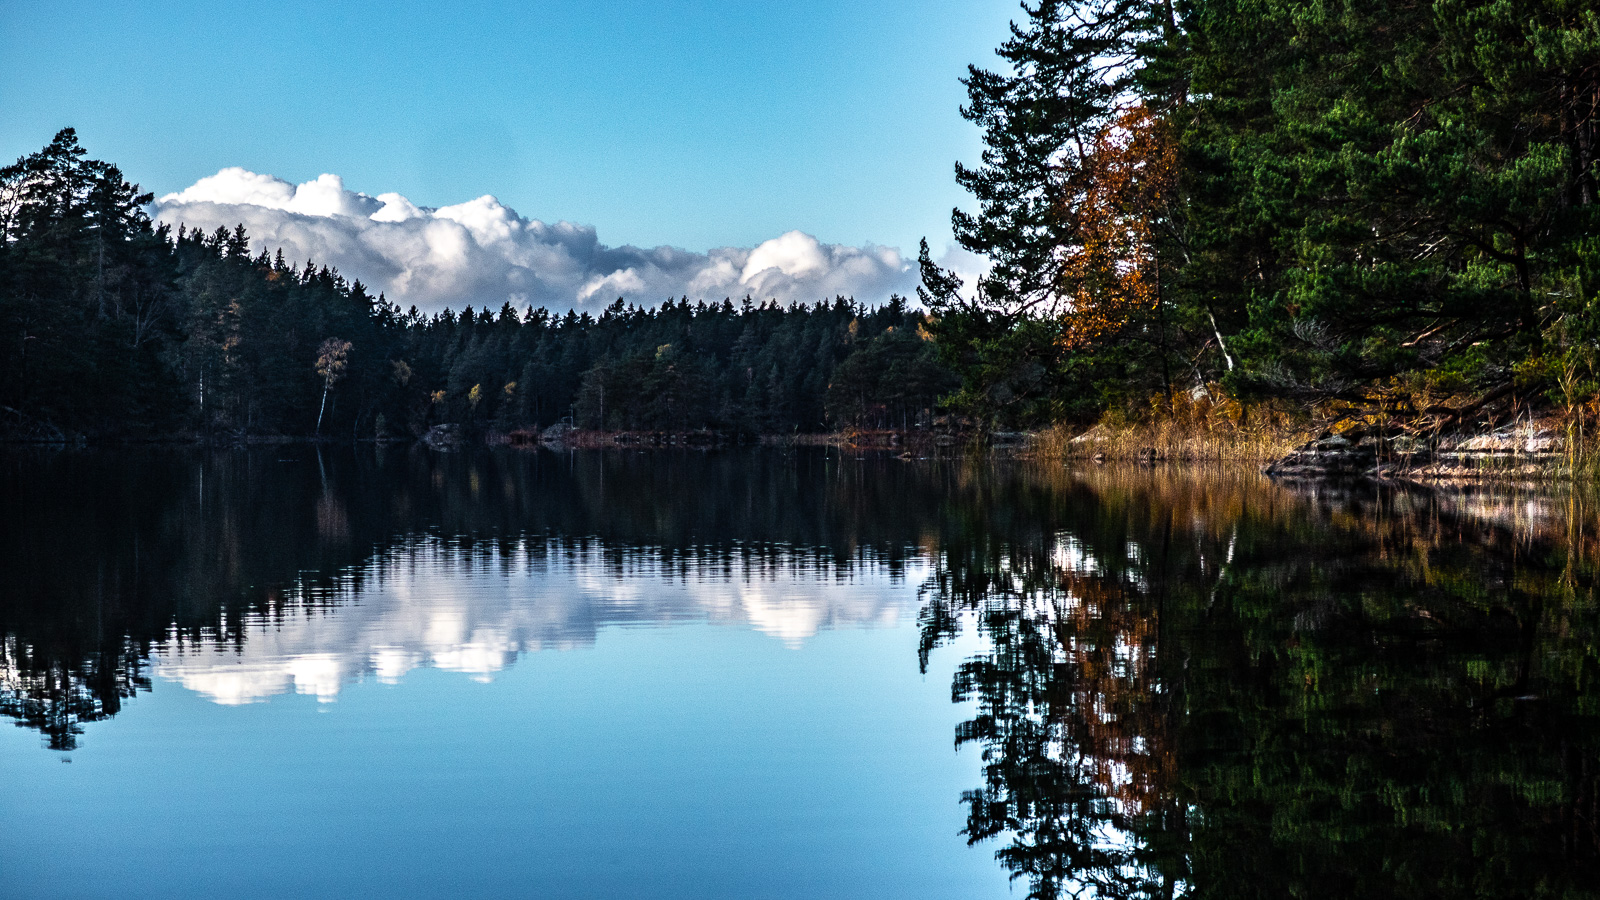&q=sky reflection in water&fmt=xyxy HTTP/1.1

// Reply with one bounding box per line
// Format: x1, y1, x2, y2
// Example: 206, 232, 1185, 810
151, 541, 924, 705
0, 448, 1003, 900
4, 447, 1600, 899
